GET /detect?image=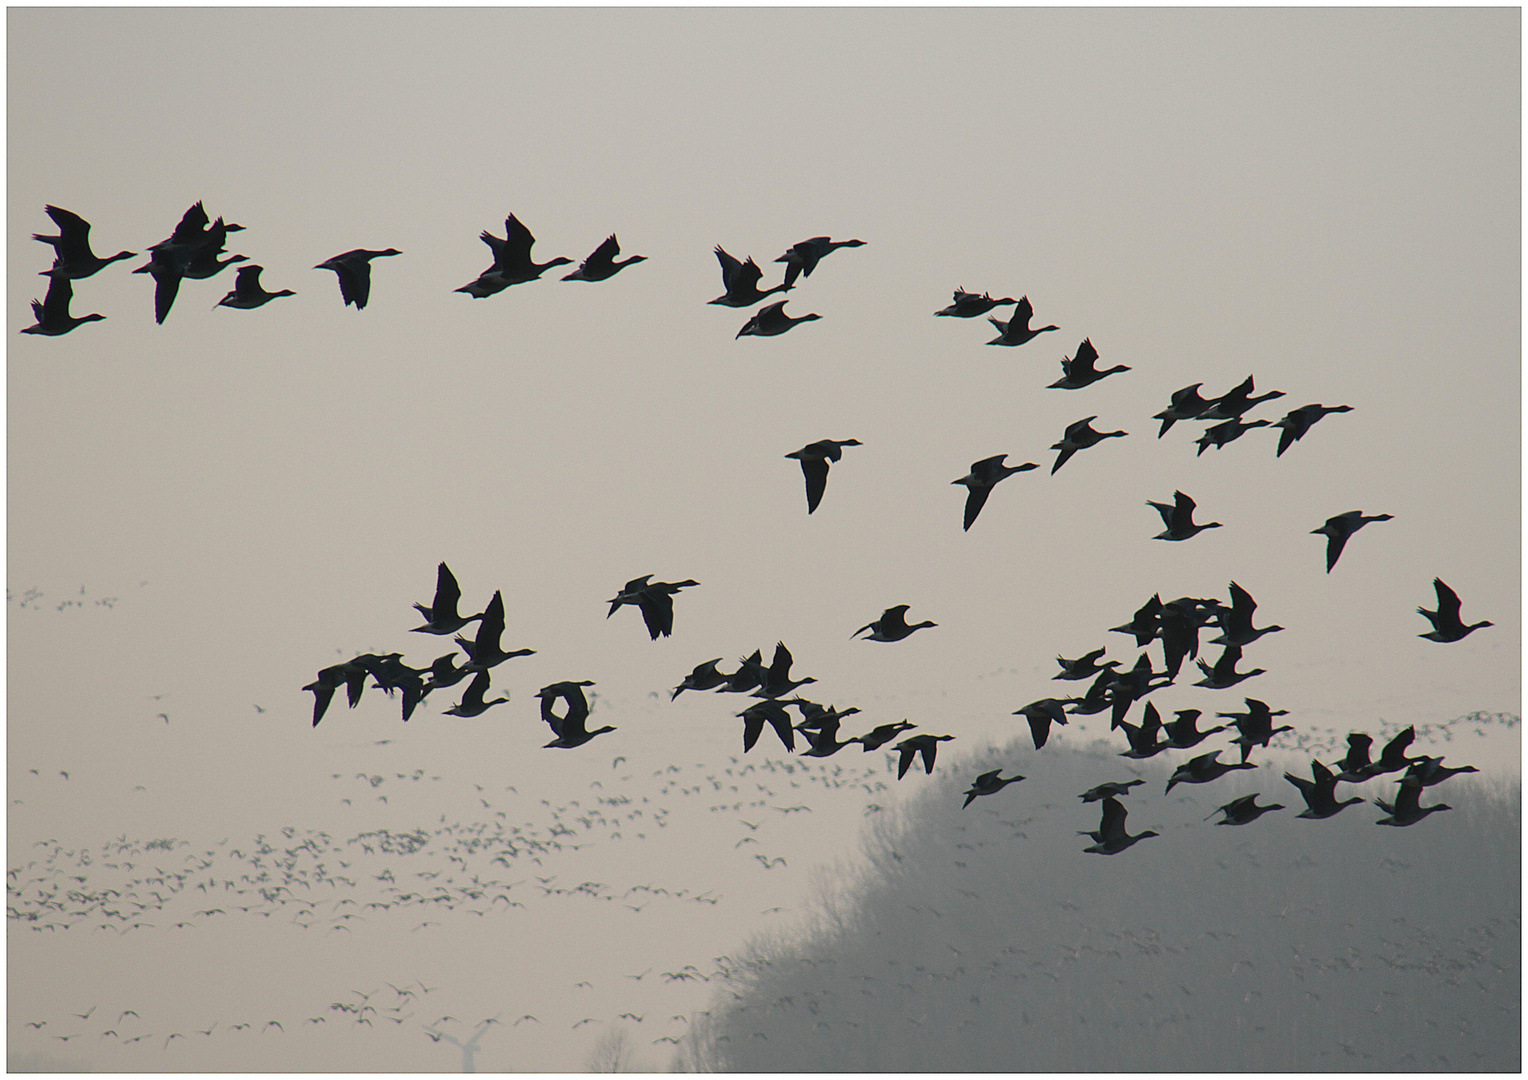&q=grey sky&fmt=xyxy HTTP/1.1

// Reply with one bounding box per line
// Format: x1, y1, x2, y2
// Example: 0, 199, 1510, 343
8, 6, 1520, 1072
